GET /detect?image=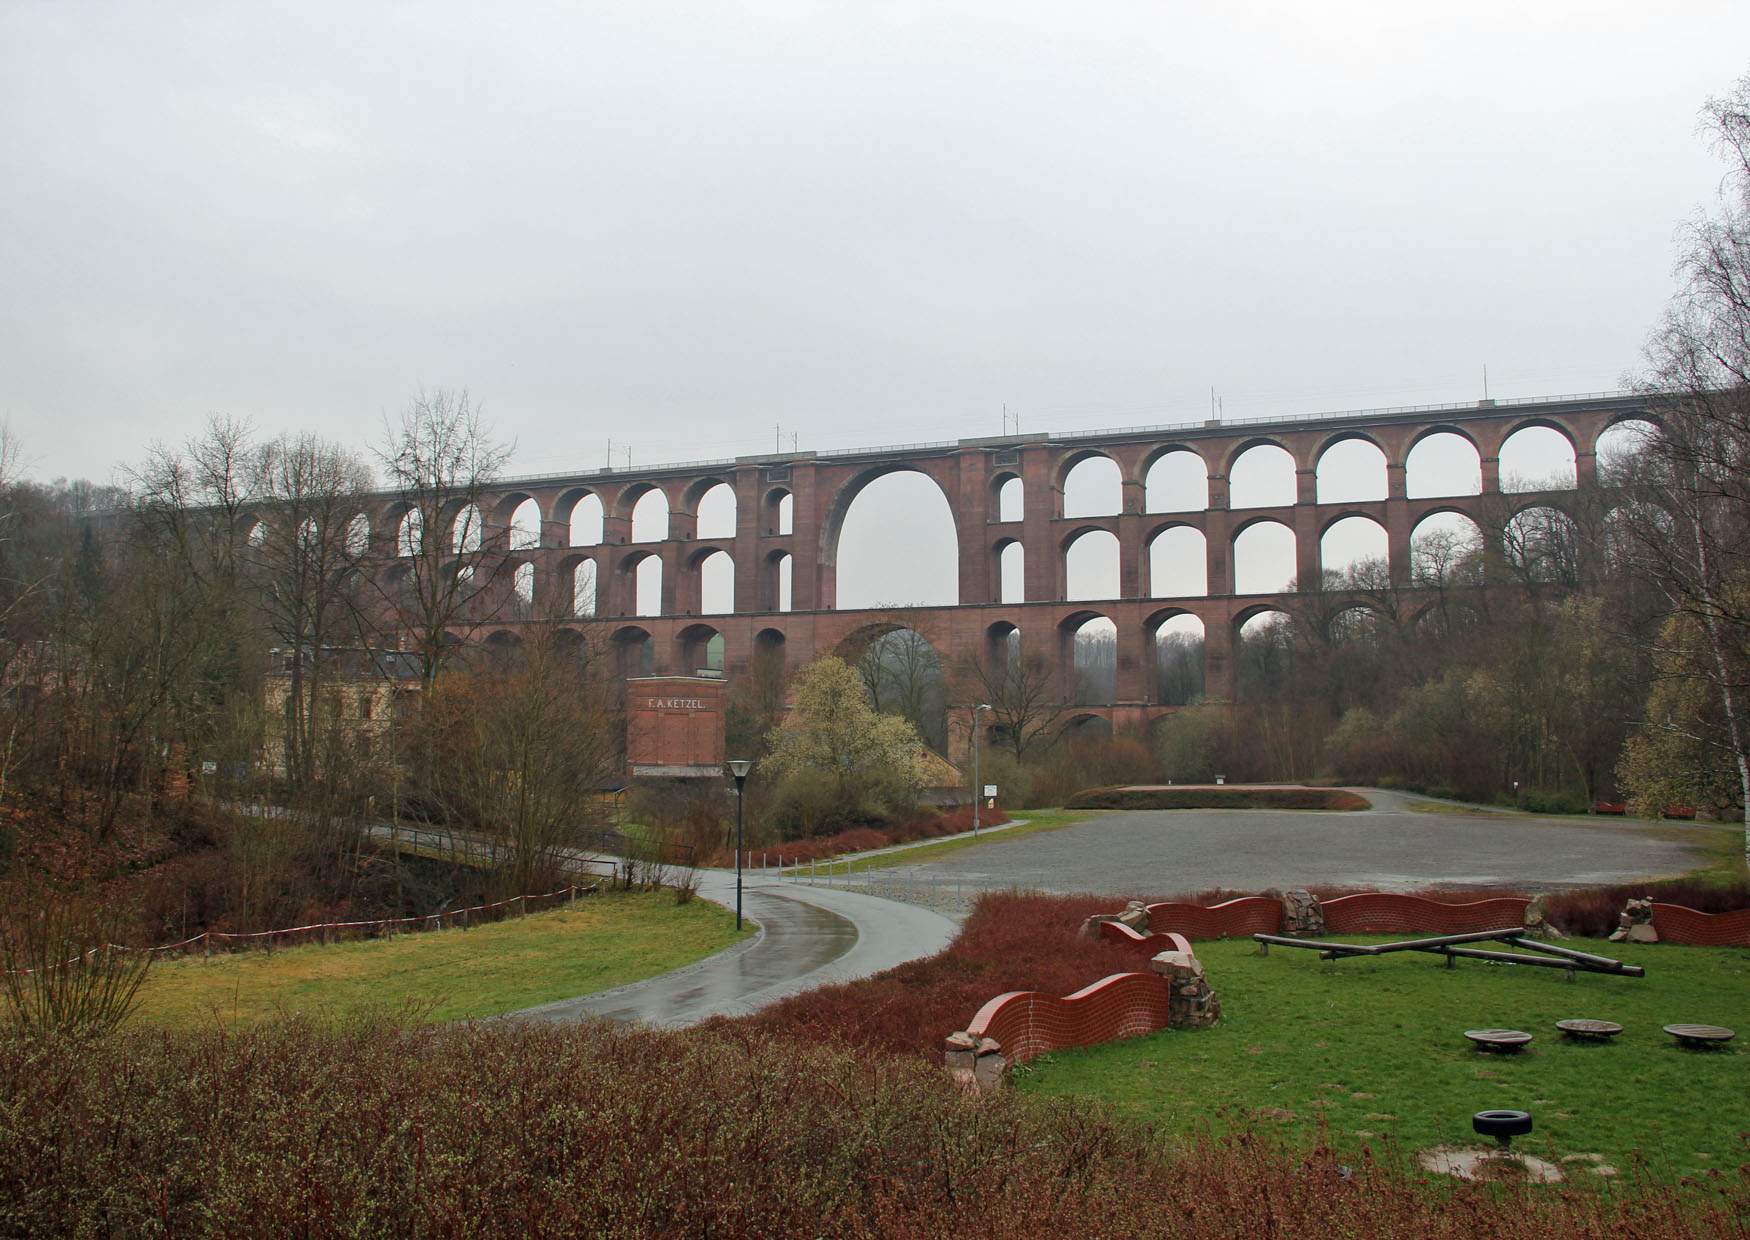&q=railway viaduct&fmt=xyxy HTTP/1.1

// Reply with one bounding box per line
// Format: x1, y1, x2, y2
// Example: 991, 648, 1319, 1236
352, 392, 1652, 734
